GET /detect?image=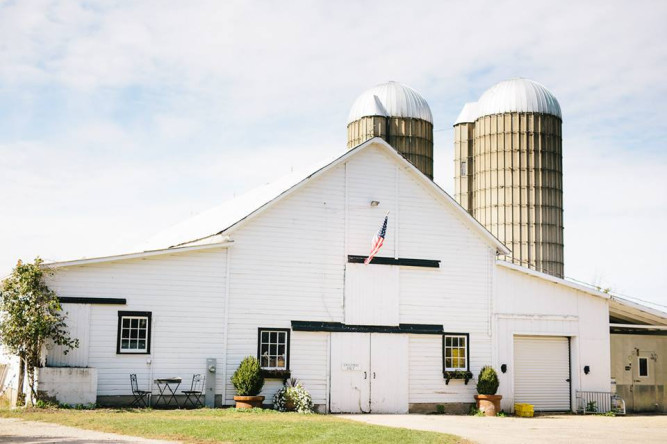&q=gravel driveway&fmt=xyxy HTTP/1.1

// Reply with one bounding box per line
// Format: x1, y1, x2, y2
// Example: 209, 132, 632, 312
0, 418, 176, 444
341, 413, 667, 444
